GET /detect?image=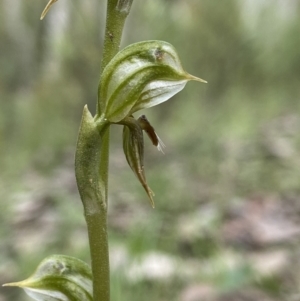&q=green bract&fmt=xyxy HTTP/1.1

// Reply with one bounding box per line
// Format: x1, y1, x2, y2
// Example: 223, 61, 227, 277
3, 255, 92, 301
98, 40, 206, 123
